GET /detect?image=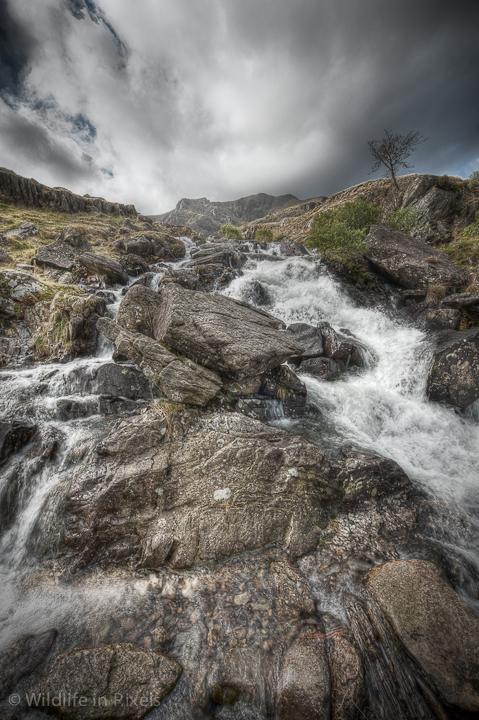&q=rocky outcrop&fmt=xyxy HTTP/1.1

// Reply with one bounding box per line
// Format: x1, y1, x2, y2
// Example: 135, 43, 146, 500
288, 321, 369, 376
427, 328, 479, 408
118, 234, 185, 262
97, 317, 223, 406
118, 254, 149, 277
366, 559, 479, 711
0, 630, 57, 700
279, 238, 309, 257
0, 167, 137, 216
406, 302, 461, 331
117, 285, 163, 338
363, 224, 466, 290
77, 252, 128, 285
153, 193, 301, 234
220, 364, 307, 420
333, 447, 411, 507
38, 293, 106, 358
0, 270, 47, 299
64, 407, 340, 571
0, 419, 36, 465
2, 220, 39, 241
187, 242, 247, 269
34, 227, 92, 271
153, 283, 303, 376
34, 643, 182, 720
